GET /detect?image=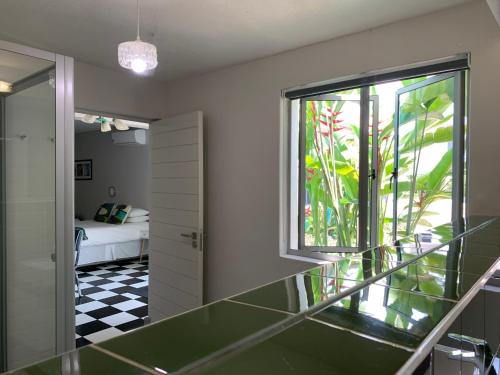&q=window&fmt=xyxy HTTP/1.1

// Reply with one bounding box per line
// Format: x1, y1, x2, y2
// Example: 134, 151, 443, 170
280, 55, 468, 261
